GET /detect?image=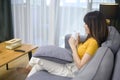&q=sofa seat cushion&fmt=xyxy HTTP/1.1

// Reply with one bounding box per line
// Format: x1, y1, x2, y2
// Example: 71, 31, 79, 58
33, 45, 73, 63
26, 71, 72, 80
